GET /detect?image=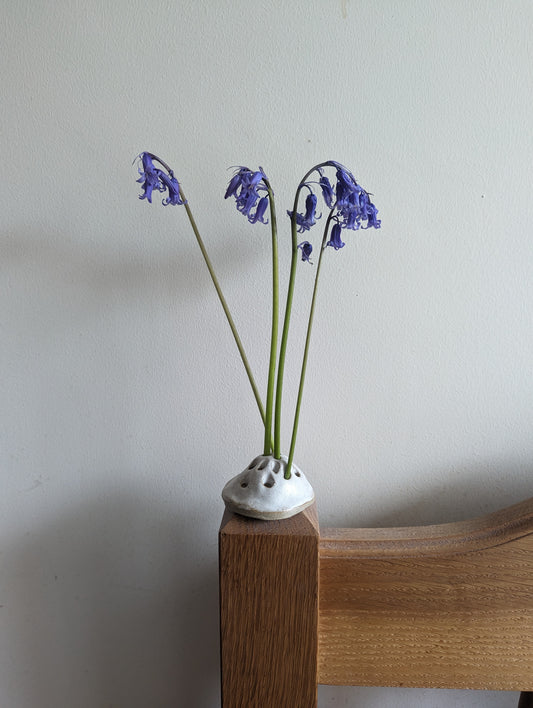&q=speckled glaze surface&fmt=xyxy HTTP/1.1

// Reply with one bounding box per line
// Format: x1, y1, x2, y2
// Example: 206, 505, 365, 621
222, 454, 315, 520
